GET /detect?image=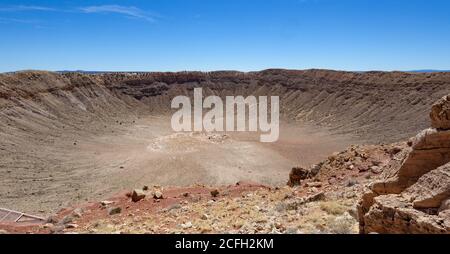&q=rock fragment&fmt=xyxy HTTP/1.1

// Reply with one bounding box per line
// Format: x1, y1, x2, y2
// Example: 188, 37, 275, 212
153, 190, 163, 199
46, 215, 59, 224
287, 167, 310, 186
210, 189, 220, 198
181, 221, 192, 229
60, 215, 73, 225
71, 208, 83, 218
101, 200, 114, 206
305, 182, 322, 188
131, 189, 146, 202
107, 207, 122, 215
